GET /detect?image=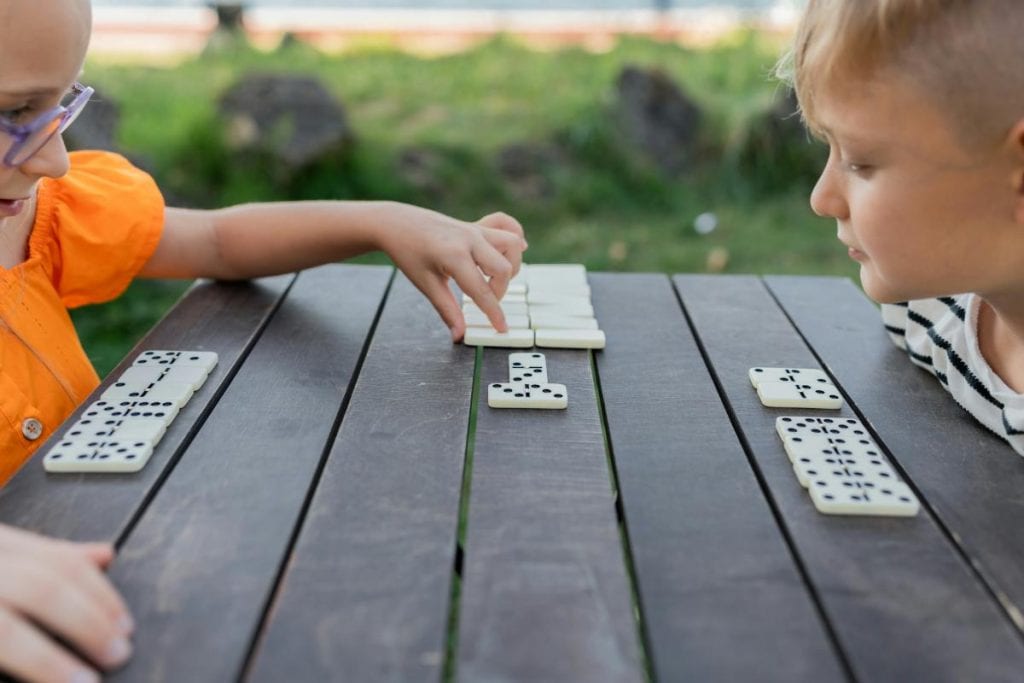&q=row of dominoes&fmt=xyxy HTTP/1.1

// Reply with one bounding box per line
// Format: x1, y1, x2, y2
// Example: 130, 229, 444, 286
42, 351, 219, 473
487, 352, 568, 409
775, 416, 919, 516
462, 264, 606, 349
